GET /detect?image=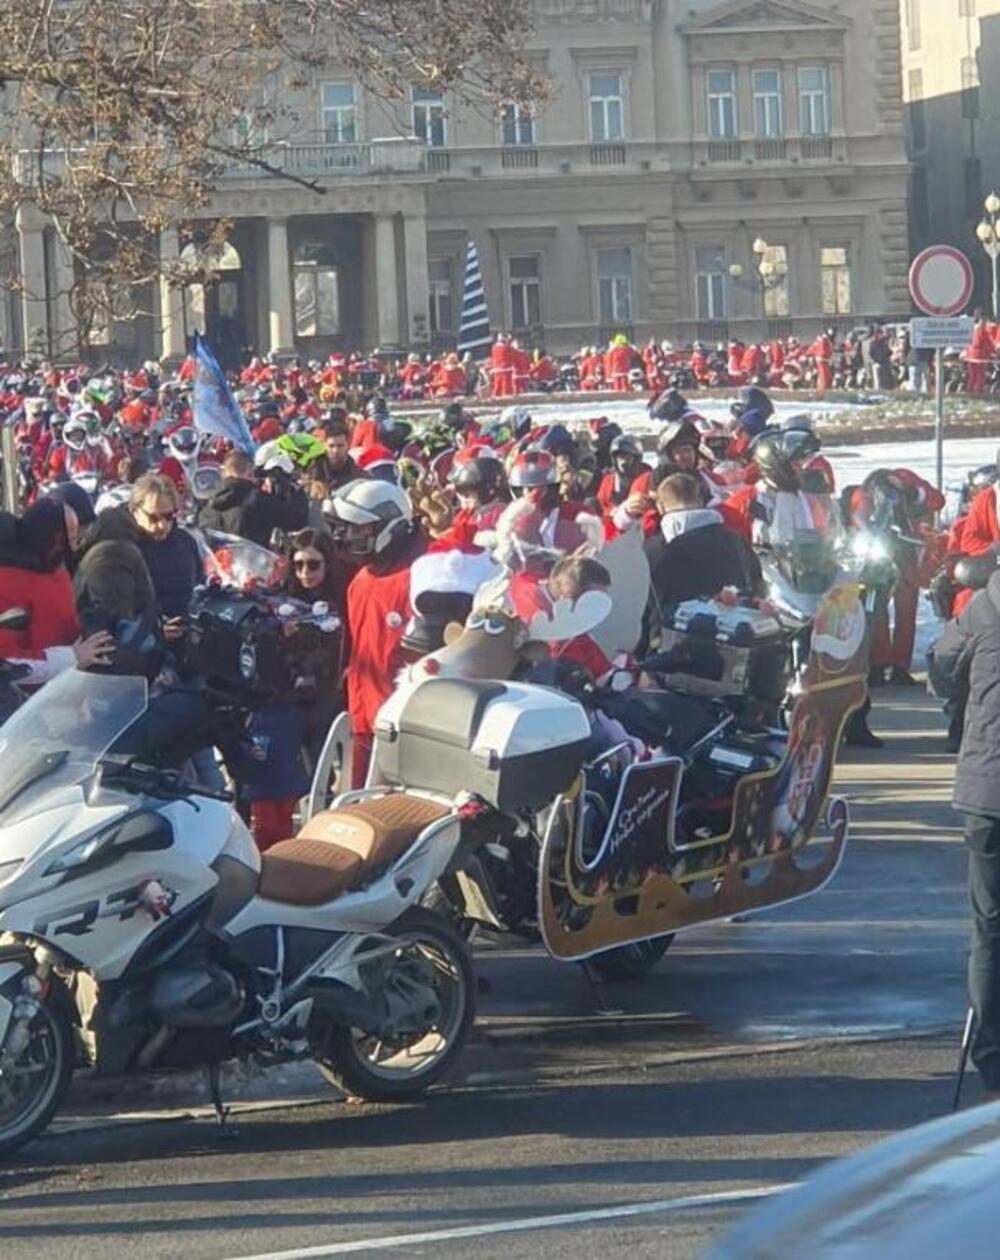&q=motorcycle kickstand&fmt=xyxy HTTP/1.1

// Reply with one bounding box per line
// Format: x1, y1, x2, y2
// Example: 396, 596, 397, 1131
580, 962, 624, 1018
207, 1062, 236, 1137
952, 1006, 977, 1113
